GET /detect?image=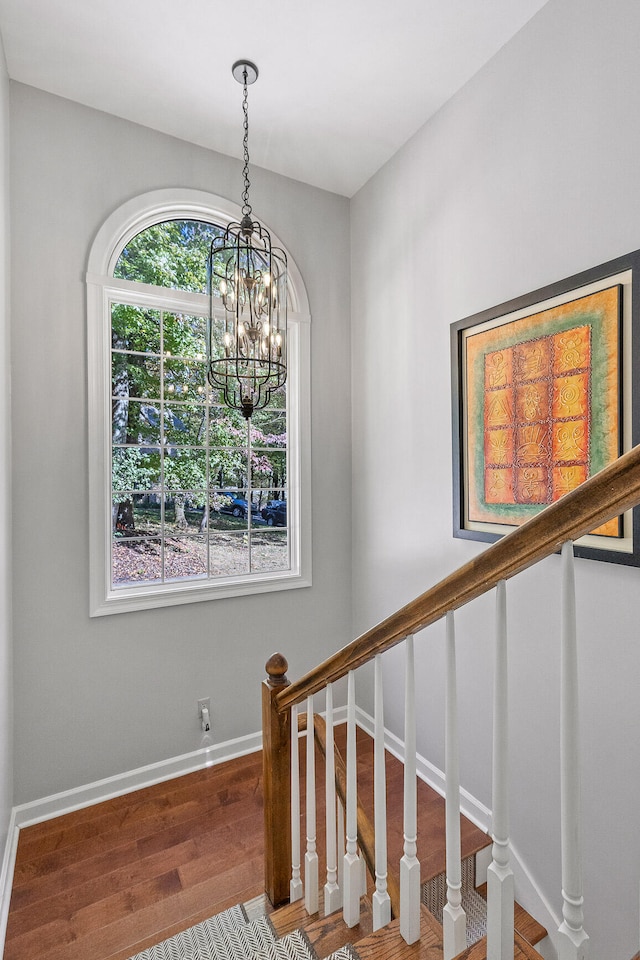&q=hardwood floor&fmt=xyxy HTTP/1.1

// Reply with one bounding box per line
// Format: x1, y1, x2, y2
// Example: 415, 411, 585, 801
4, 726, 489, 960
